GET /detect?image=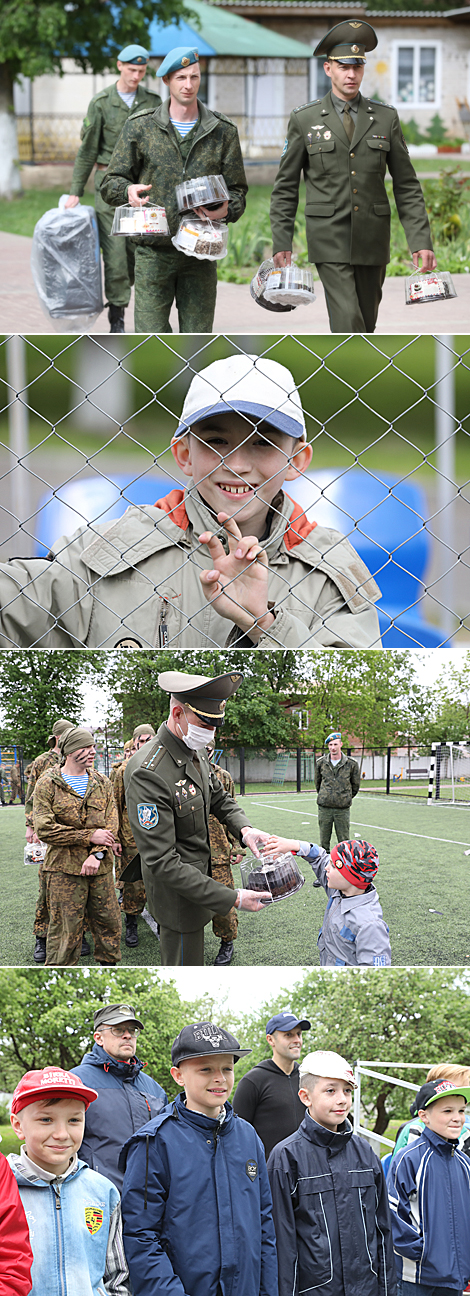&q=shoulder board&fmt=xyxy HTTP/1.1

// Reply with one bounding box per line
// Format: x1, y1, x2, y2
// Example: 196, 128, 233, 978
132, 105, 158, 119
142, 745, 163, 771
366, 99, 394, 110
211, 109, 235, 125
93, 88, 111, 102
294, 99, 320, 113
